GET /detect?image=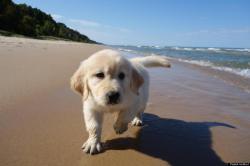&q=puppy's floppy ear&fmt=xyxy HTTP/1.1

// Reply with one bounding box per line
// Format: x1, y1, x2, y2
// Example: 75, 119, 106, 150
70, 64, 89, 100
130, 68, 144, 95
